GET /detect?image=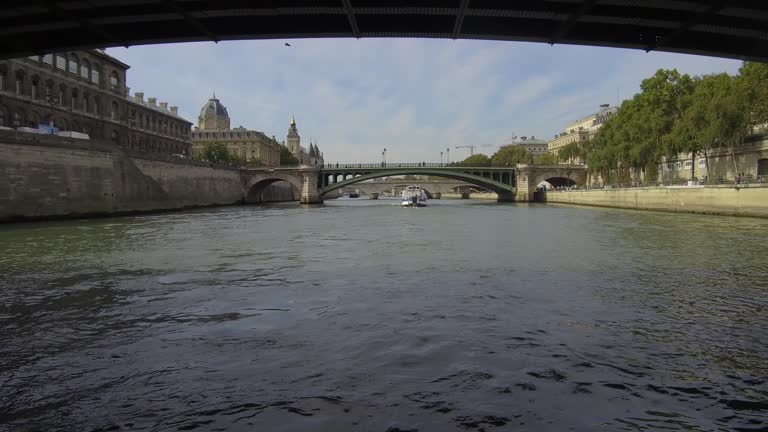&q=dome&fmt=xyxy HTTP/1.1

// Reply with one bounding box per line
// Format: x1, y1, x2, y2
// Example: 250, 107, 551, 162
198, 95, 230, 130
